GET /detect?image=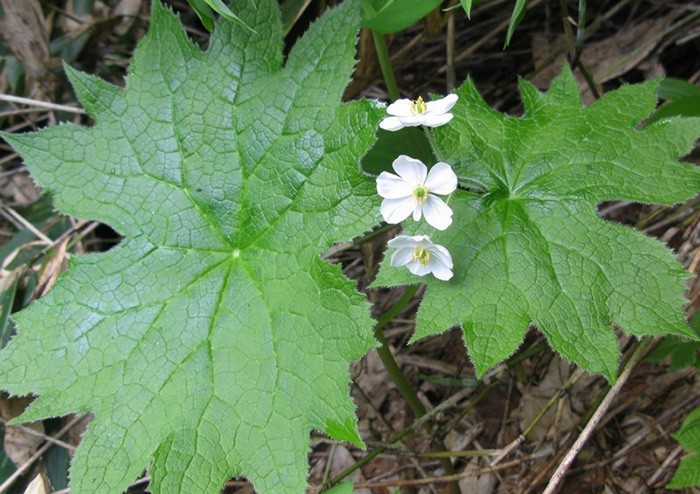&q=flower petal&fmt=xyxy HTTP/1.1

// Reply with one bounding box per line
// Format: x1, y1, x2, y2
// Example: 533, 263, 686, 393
412, 202, 423, 222
380, 197, 415, 224
422, 196, 453, 230
422, 113, 454, 128
430, 261, 453, 280
425, 162, 458, 195
386, 98, 413, 117
407, 260, 432, 276
392, 155, 428, 183
426, 93, 458, 115
376, 172, 413, 199
388, 235, 430, 248
393, 115, 426, 127
379, 116, 406, 132
390, 247, 414, 267
430, 243, 454, 268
